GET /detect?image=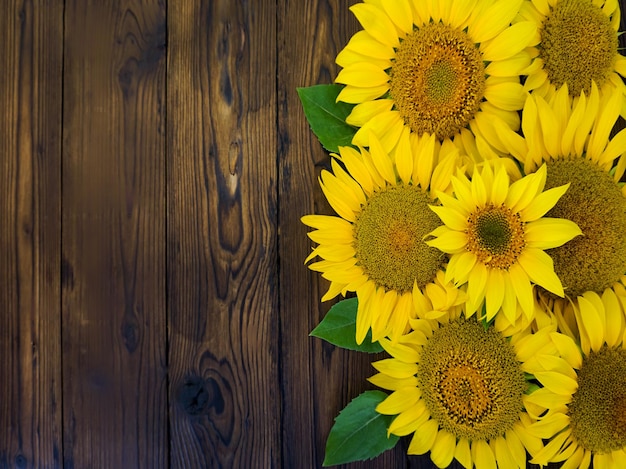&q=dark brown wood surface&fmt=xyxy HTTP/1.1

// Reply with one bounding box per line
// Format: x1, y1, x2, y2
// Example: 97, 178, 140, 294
4, 0, 623, 468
